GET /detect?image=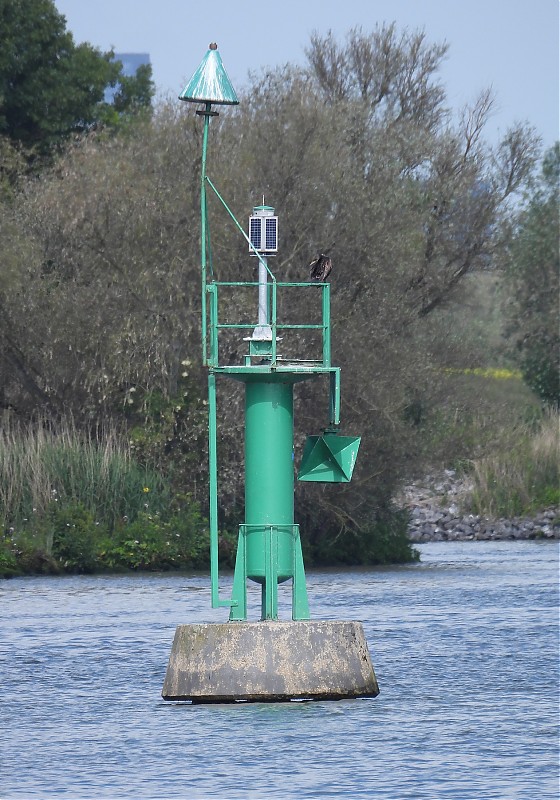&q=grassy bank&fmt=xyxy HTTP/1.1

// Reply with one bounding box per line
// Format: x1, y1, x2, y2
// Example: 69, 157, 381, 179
466, 410, 559, 517
0, 419, 219, 577
0, 418, 416, 577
